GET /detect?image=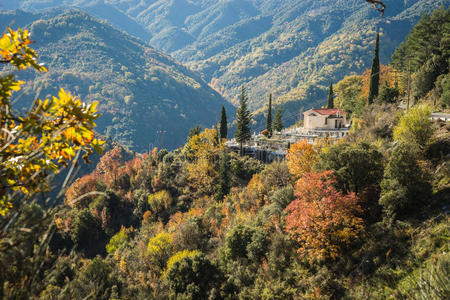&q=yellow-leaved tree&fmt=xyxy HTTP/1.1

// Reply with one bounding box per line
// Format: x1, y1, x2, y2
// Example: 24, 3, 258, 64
0, 28, 104, 297
183, 128, 222, 196
286, 139, 321, 181
393, 104, 434, 150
